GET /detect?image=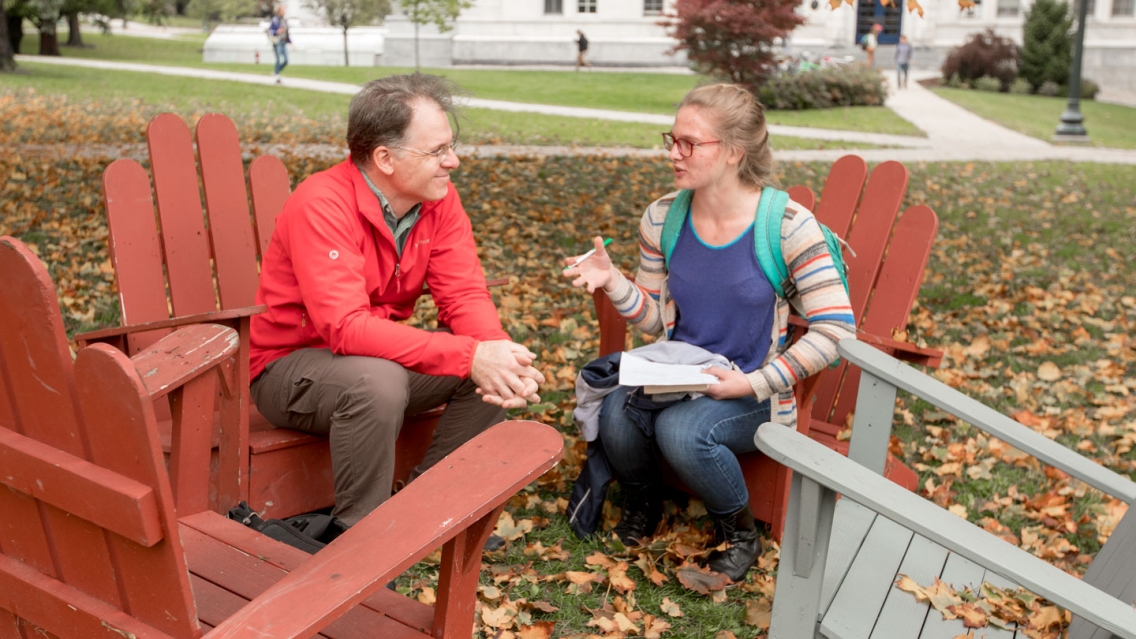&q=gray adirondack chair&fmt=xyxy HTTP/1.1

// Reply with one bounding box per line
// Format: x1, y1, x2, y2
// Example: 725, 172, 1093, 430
756, 339, 1136, 639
